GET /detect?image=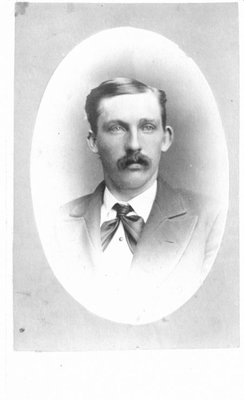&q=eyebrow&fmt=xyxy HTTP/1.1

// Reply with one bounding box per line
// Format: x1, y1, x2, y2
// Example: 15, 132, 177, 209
138, 118, 159, 125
